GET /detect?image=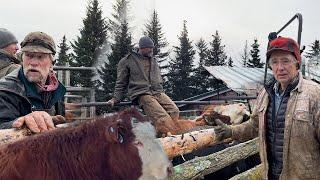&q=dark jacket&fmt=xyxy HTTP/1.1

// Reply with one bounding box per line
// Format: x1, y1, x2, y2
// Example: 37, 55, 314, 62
265, 76, 299, 180
113, 51, 163, 102
0, 49, 20, 78
0, 67, 66, 129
